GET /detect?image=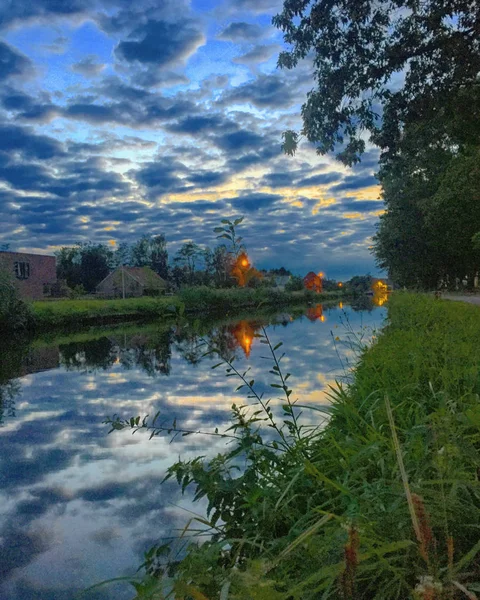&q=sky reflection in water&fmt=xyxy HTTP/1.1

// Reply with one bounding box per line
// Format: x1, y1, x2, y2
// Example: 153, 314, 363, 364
0, 302, 386, 599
